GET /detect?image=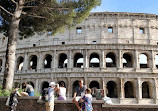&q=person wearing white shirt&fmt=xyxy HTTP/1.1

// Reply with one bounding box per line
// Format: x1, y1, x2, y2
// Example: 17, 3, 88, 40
57, 82, 66, 100
46, 82, 57, 111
